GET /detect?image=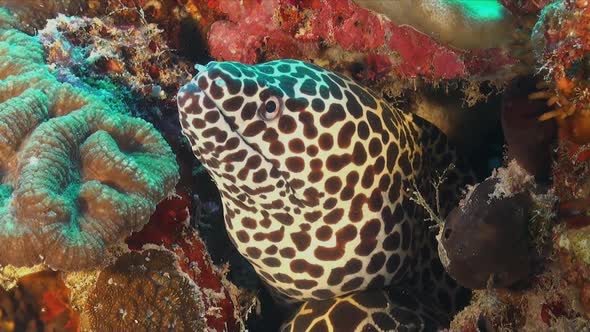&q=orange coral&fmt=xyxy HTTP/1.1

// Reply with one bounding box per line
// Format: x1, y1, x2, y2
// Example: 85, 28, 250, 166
86, 249, 208, 331
0, 271, 79, 331
531, 1, 590, 145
